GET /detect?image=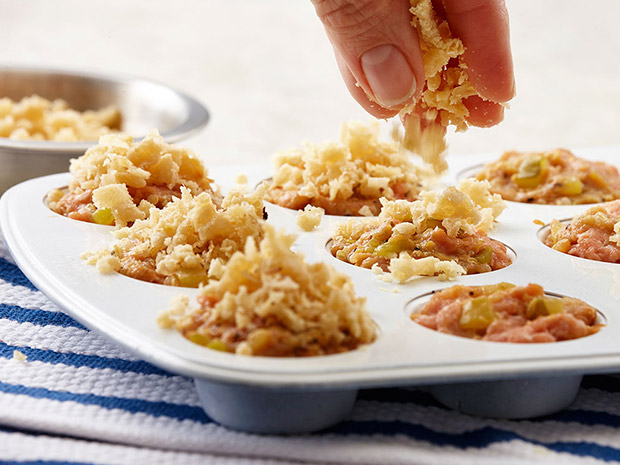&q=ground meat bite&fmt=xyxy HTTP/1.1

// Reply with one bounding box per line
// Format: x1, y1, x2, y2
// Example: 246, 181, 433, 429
331, 222, 510, 276
83, 184, 268, 288
544, 200, 620, 263
412, 283, 600, 343
158, 225, 377, 357
330, 180, 509, 281
475, 149, 620, 205
266, 121, 427, 217
48, 130, 220, 226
